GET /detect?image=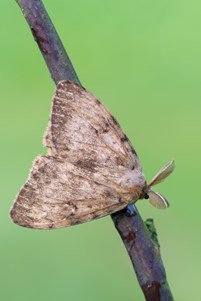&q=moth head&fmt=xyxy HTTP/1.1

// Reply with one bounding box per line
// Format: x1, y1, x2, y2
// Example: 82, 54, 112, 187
119, 169, 147, 201
143, 160, 175, 209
